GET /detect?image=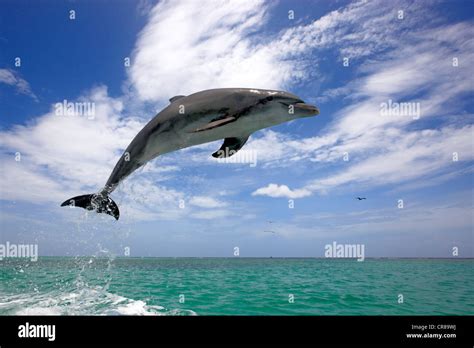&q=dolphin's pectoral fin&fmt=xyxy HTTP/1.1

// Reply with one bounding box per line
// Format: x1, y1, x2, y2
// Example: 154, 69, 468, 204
212, 136, 249, 158
192, 116, 236, 133
169, 95, 186, 103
